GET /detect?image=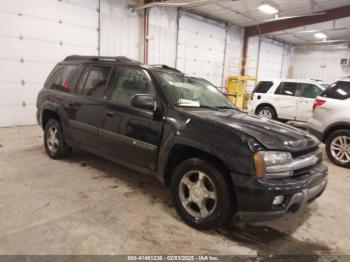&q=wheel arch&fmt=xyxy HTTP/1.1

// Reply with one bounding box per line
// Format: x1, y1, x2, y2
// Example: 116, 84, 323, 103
255, 103, 277, 116
163, 144, 233, 188
42, 109, 60, 129
323, 122, 350, 142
